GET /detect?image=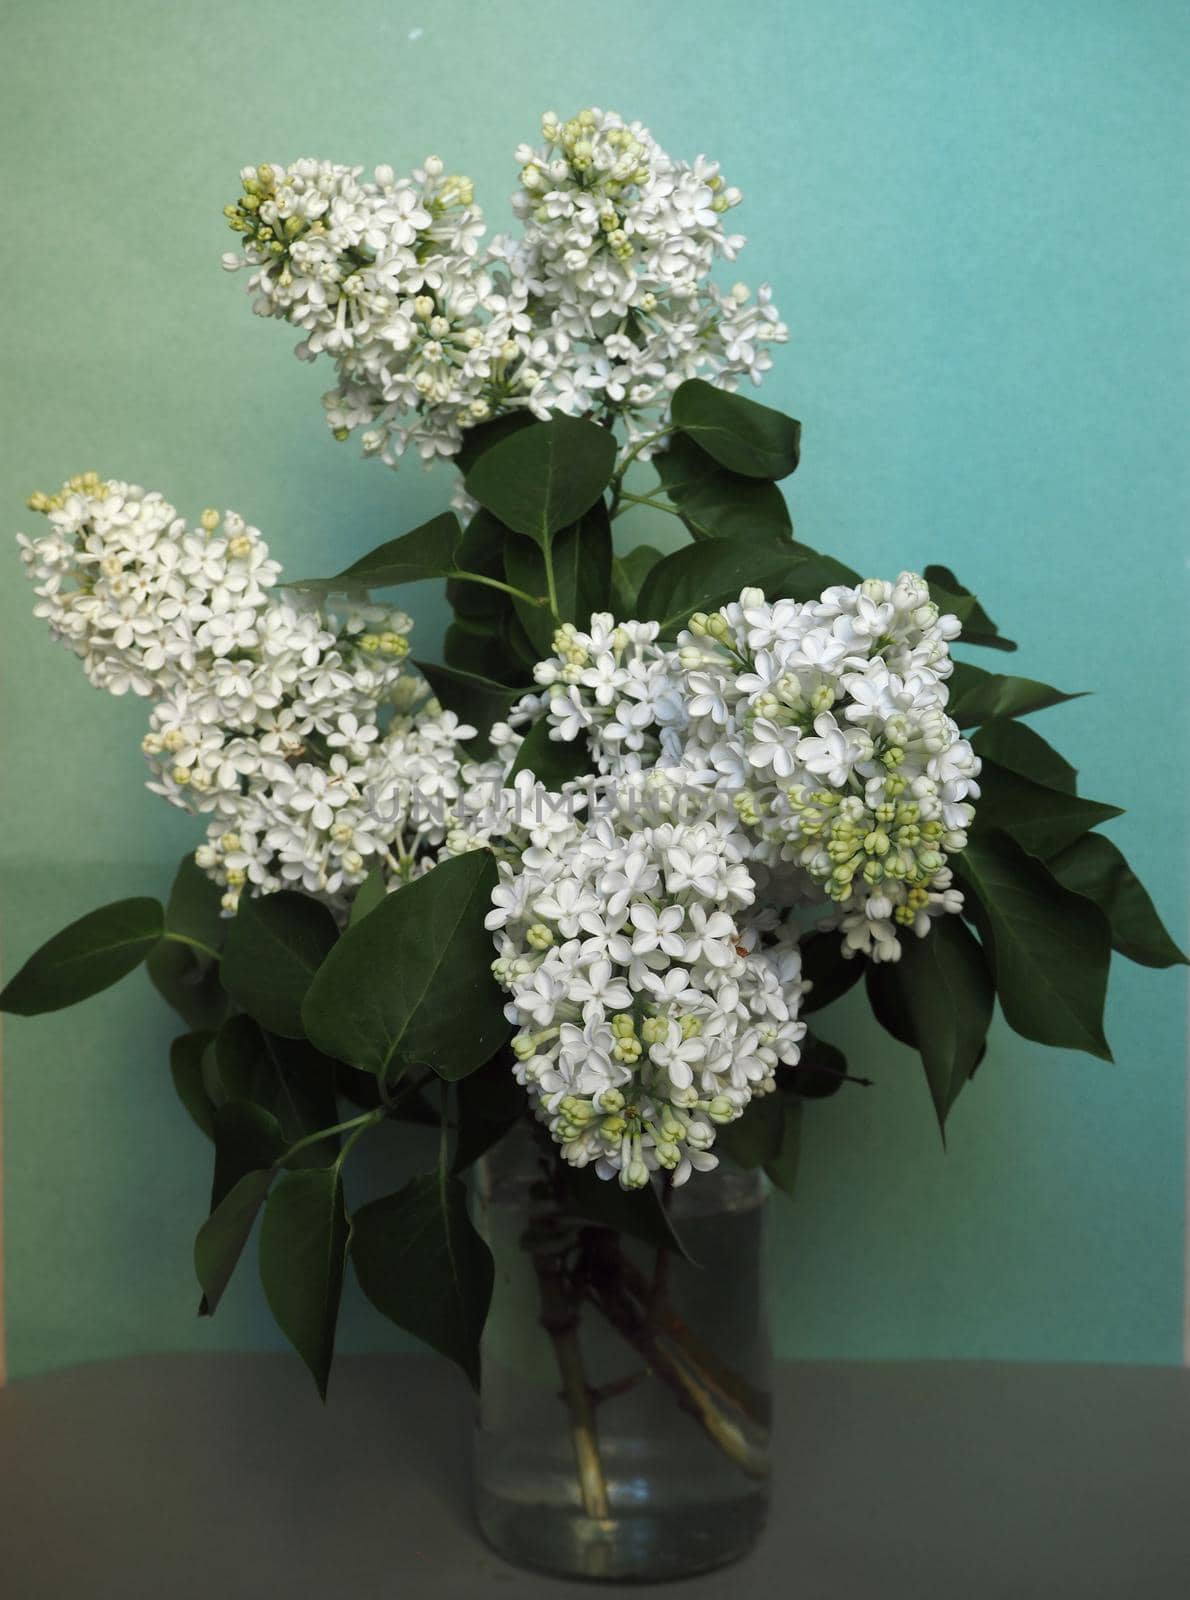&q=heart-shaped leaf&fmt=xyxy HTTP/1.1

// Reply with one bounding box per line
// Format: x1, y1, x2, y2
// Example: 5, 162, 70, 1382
351, 1170, 494, 1387
302, 851, 510, 1082
671, 379, 801, 479
455, 412, 535, 475
504, 501, 613, 653
654, 433, 793, 542
465, 416, 617, 546
220, 891, 339, 1038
